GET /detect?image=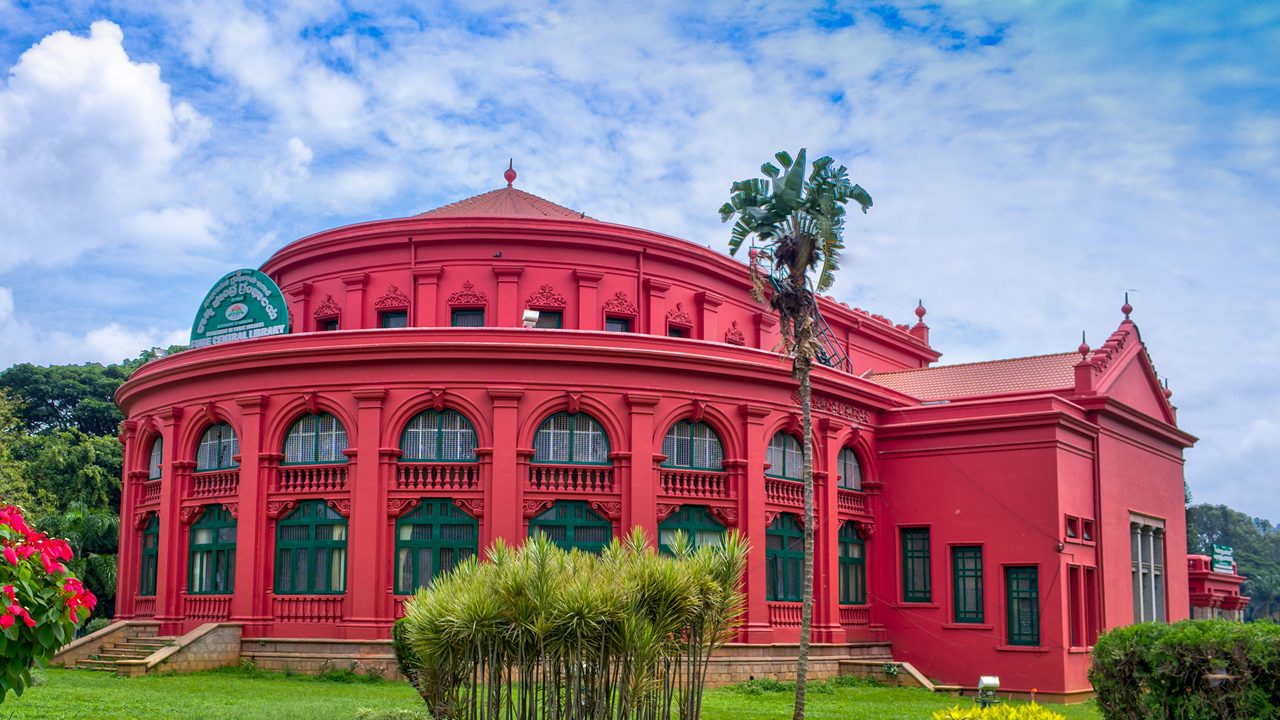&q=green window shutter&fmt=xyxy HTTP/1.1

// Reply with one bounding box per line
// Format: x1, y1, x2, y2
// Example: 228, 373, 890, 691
837, 447, 862, 490
148, 438, 163, 480
197, 423, 240, 471
901, 528, 931, 603
283, 413, 349, 465
275, 500, 348, 595
604, 317, 630, 333
534, 311, 562, 328
380, 310, 408, 328
766, 433, 803, 480
951, 546, 984, 623
139, 514, 159, 596
394, 499, 478, 593
451, 309, 485, 327
765, 514, 805, 601
657, 505, 725, 555
1006, 566, 1040, 646
400, 409, 479, 462
838, 522, 866, 605
661, 421, 724, 470
189, 505, 237, 594
532, 413, 610, 465
529, 501, 612, 554
320, 318, 340, 331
